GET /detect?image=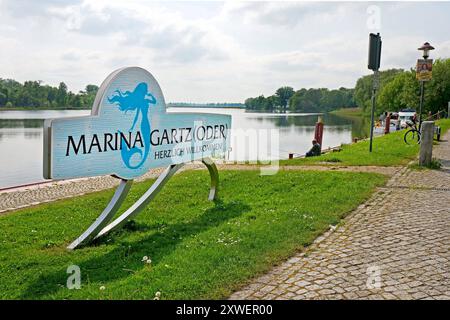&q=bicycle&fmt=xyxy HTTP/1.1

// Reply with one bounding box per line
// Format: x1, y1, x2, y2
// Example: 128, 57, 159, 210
403, 120, 421, 145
